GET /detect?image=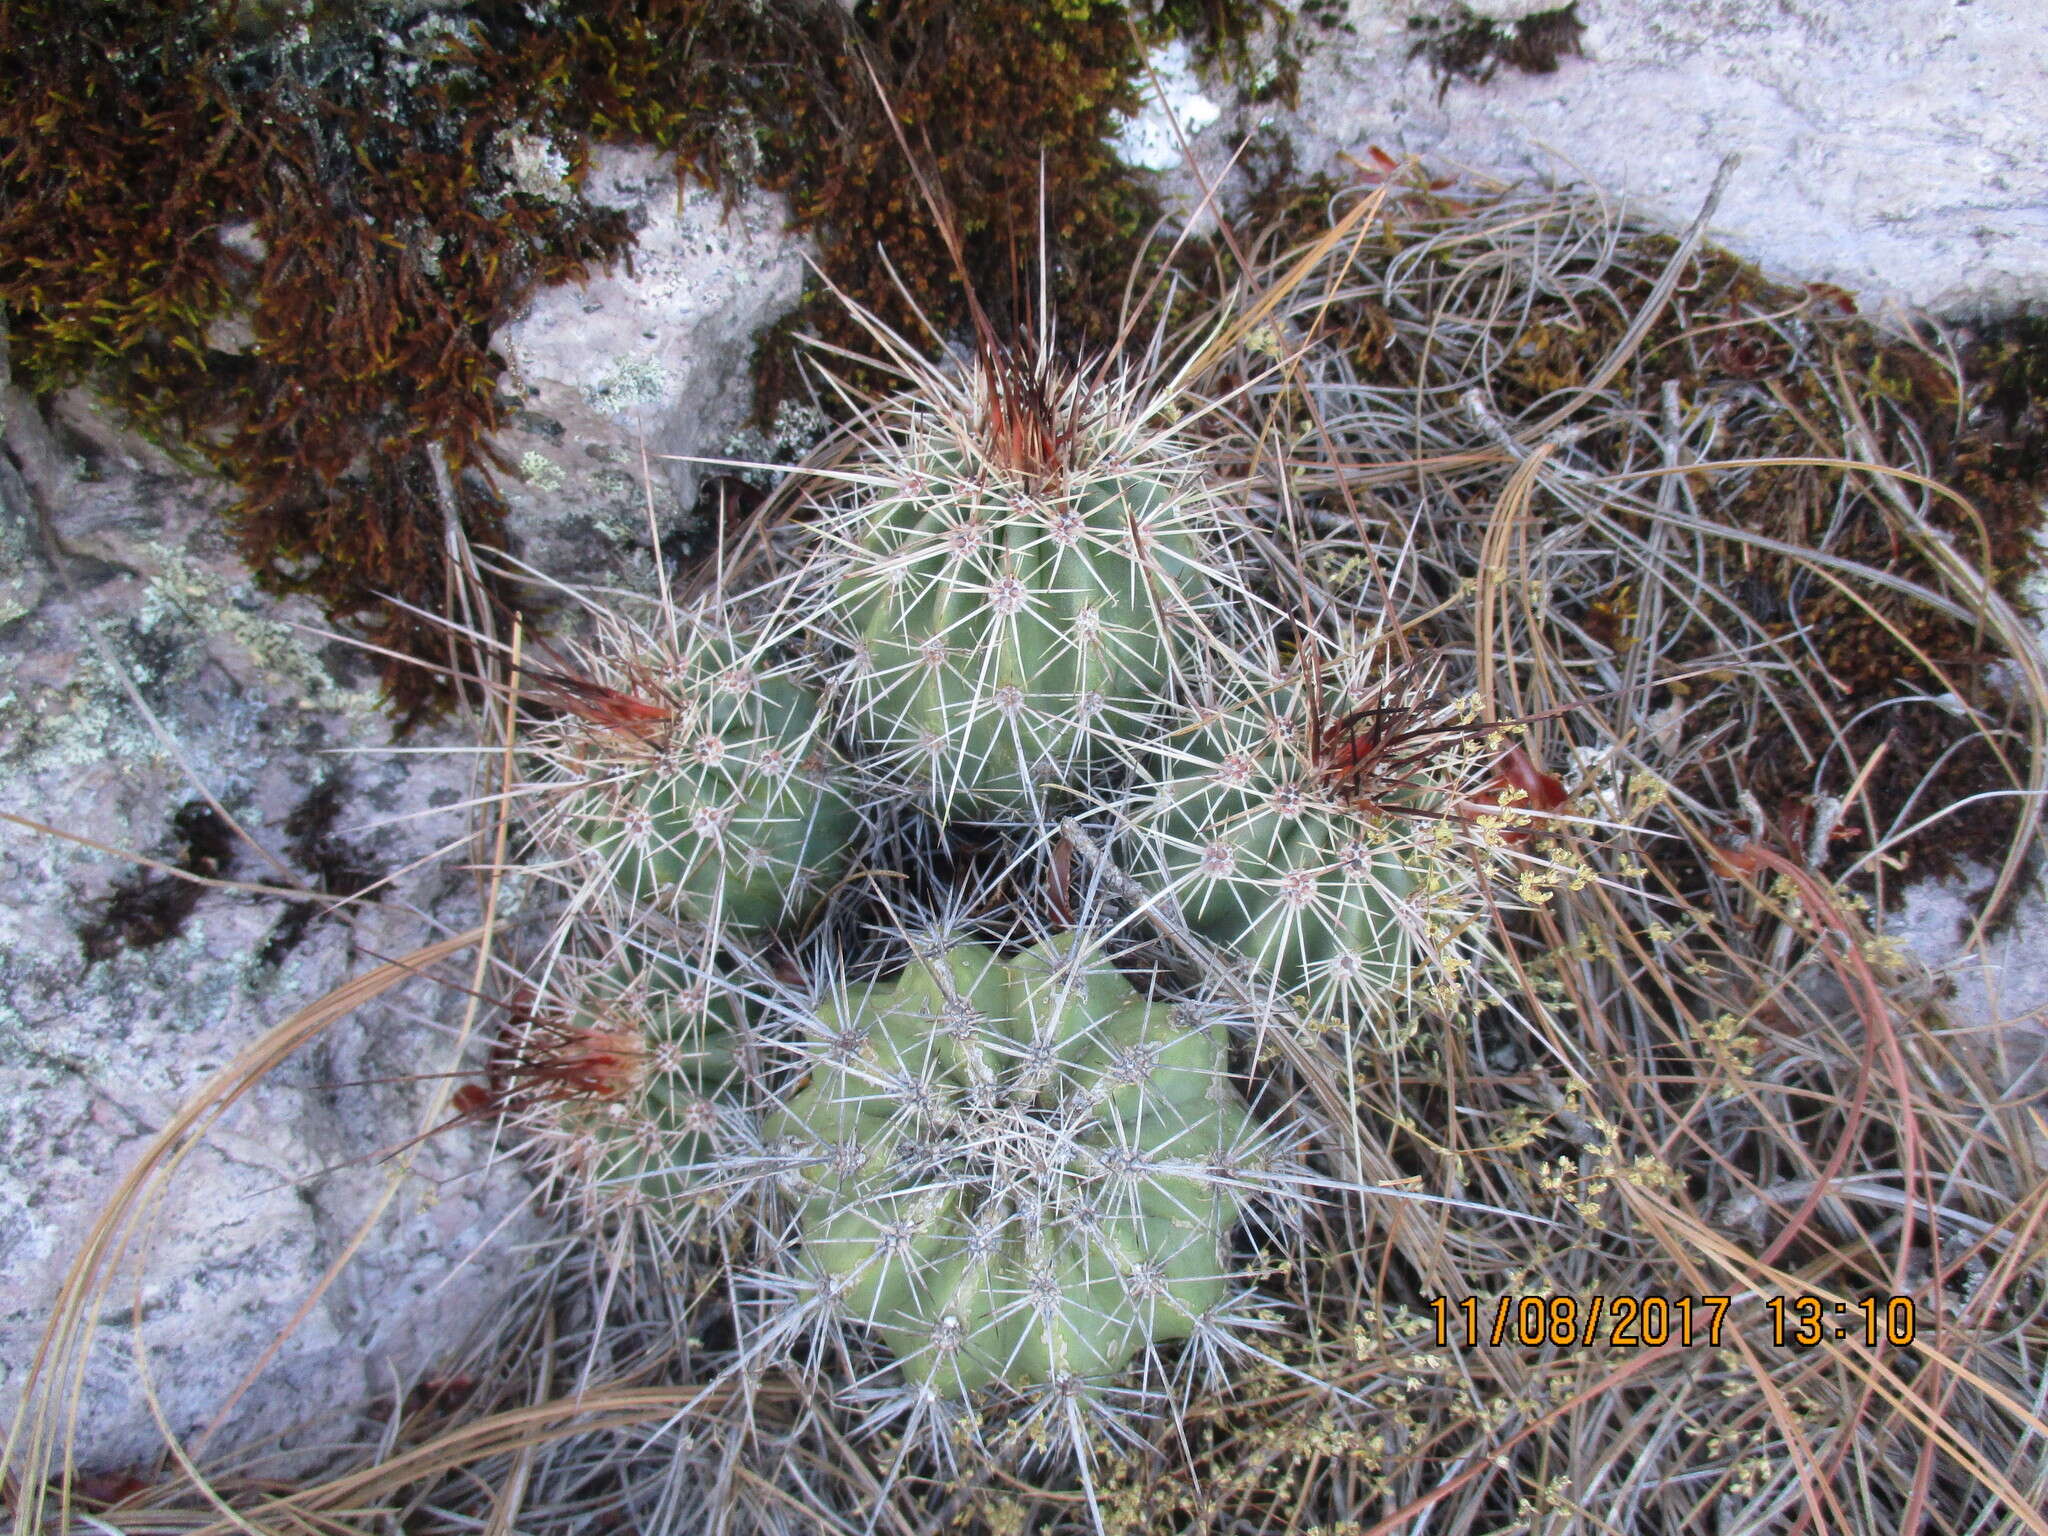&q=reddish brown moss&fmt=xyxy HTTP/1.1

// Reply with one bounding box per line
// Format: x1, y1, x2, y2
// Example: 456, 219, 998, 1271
743, 0, 1198, 412
2, 1, 640, 714
0, 5, 247, 433
79, 801, 237, 963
